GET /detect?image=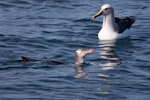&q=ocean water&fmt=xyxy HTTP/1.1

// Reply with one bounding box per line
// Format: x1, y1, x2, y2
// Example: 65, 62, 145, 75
0, 0, 150, 100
